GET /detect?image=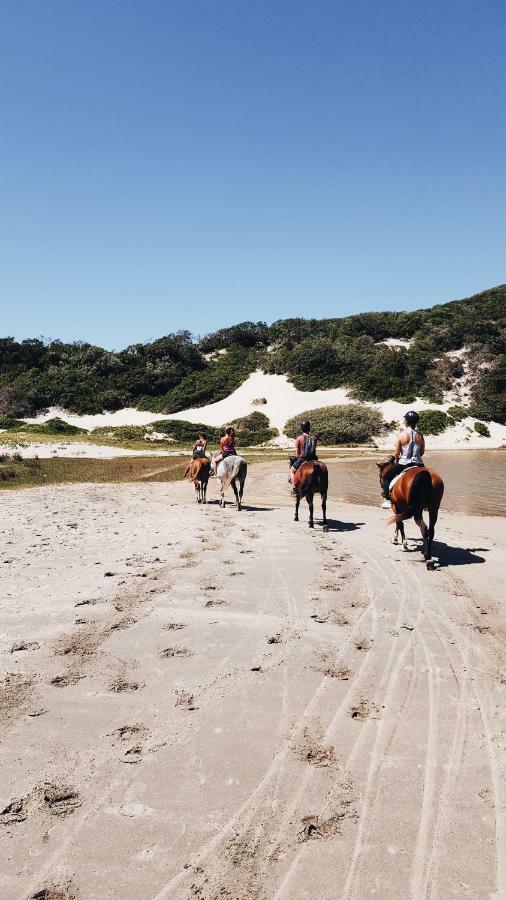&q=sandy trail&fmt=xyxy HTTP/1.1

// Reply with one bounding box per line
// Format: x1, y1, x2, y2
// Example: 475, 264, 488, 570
1, 463, 504, 900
